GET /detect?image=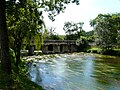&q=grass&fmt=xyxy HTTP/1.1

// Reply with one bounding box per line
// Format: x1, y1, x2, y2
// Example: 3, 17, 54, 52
87, 47, 102, 53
